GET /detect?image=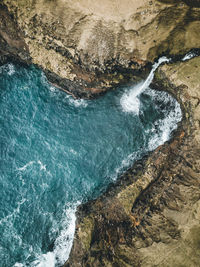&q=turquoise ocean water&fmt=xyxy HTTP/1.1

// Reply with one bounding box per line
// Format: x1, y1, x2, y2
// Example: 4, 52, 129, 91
0, 61, 181, 266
